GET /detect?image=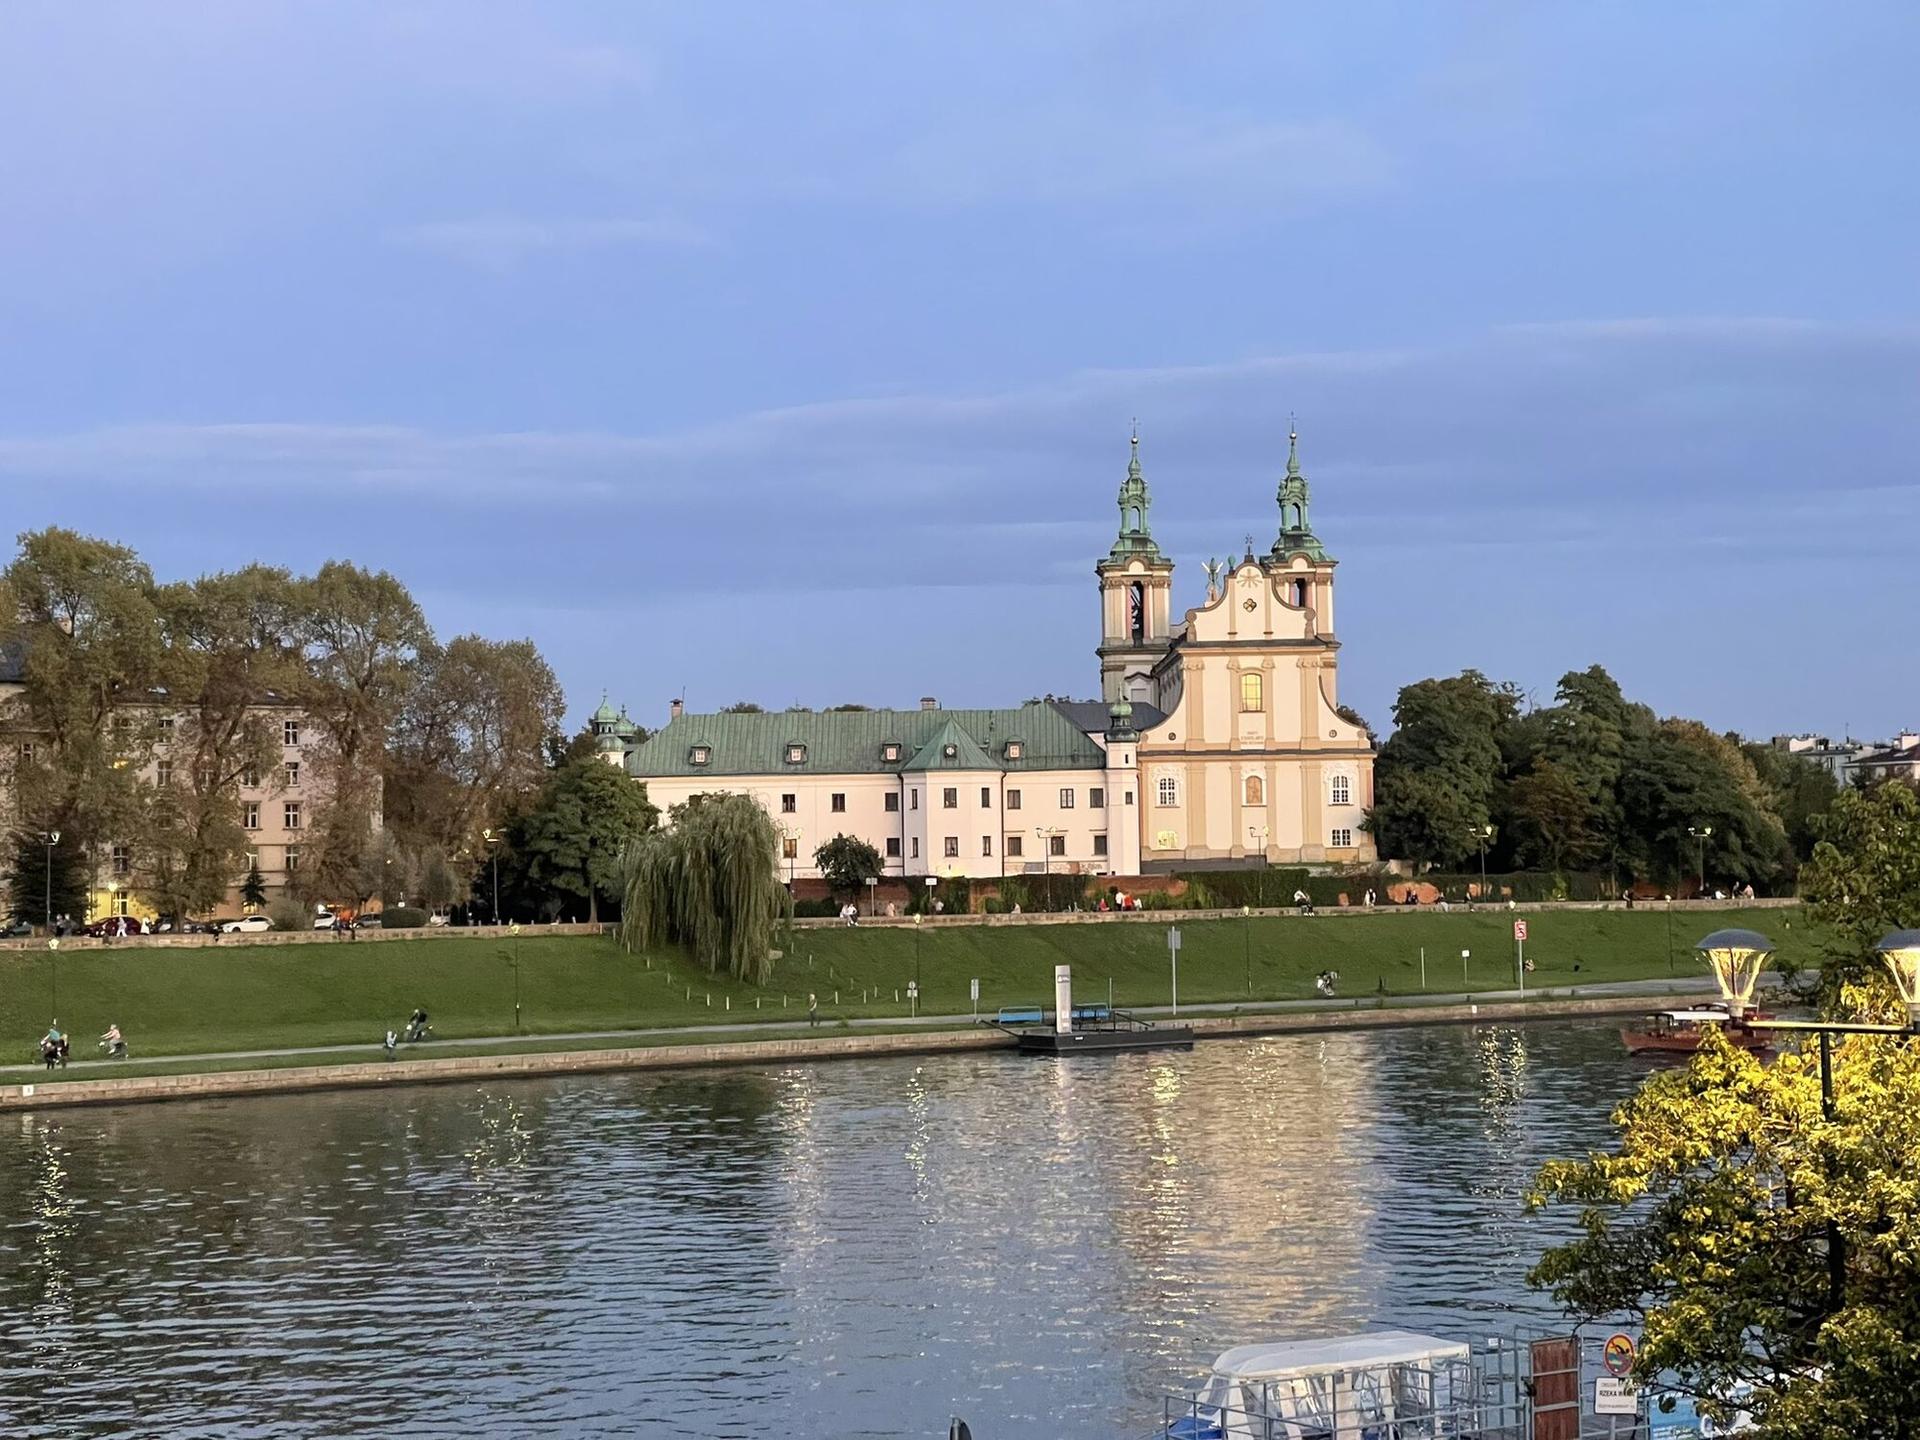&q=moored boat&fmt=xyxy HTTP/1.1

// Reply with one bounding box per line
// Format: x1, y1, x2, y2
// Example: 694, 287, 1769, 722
1621, 1006, 1773, 1056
